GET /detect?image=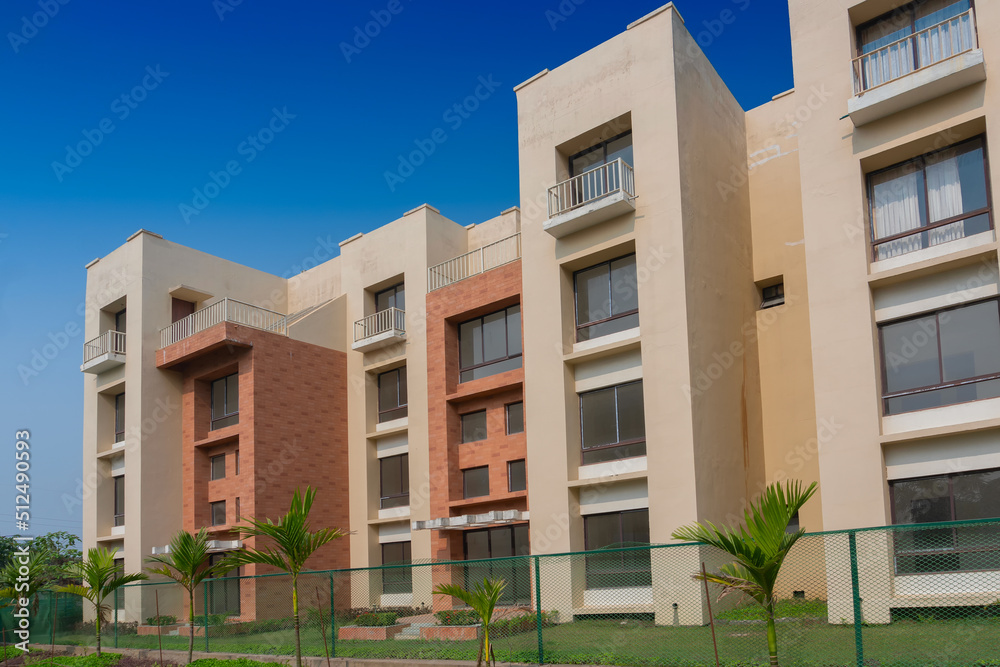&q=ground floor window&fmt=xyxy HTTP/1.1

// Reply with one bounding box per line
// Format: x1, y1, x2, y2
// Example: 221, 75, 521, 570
381, 541, 412, 594
207, 553, 241, 616
583, 509, 651, 589
463, 524, 531, 605
891, 468, 1000, 574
